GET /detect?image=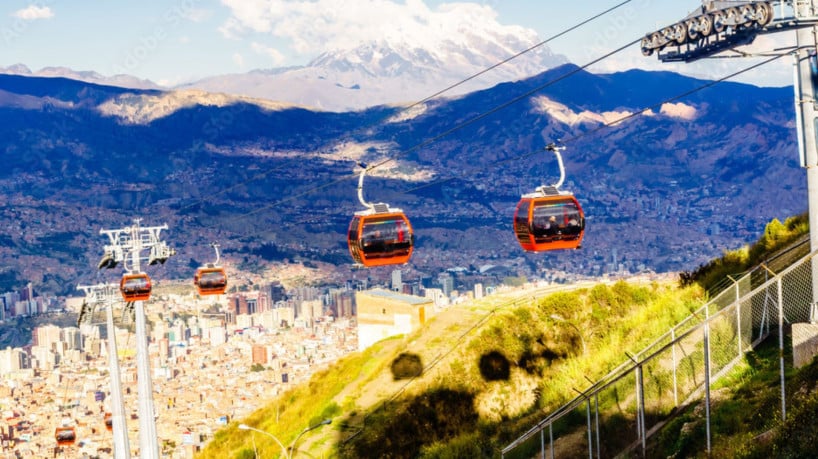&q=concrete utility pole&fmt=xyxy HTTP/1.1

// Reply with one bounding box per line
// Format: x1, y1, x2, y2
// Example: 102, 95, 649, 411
77, 283, 131, 459
793, 1, 818, 319
98, 220, 174, 459
642, 0, 818, 309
